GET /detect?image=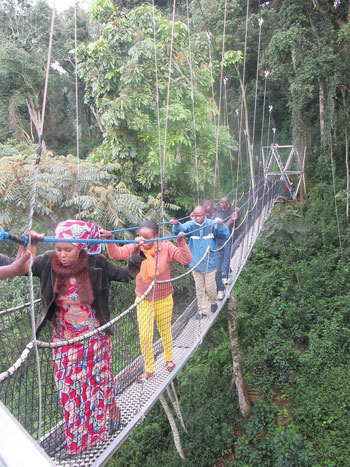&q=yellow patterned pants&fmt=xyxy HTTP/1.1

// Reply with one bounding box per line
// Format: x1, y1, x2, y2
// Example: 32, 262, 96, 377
136, 294, 174, 373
